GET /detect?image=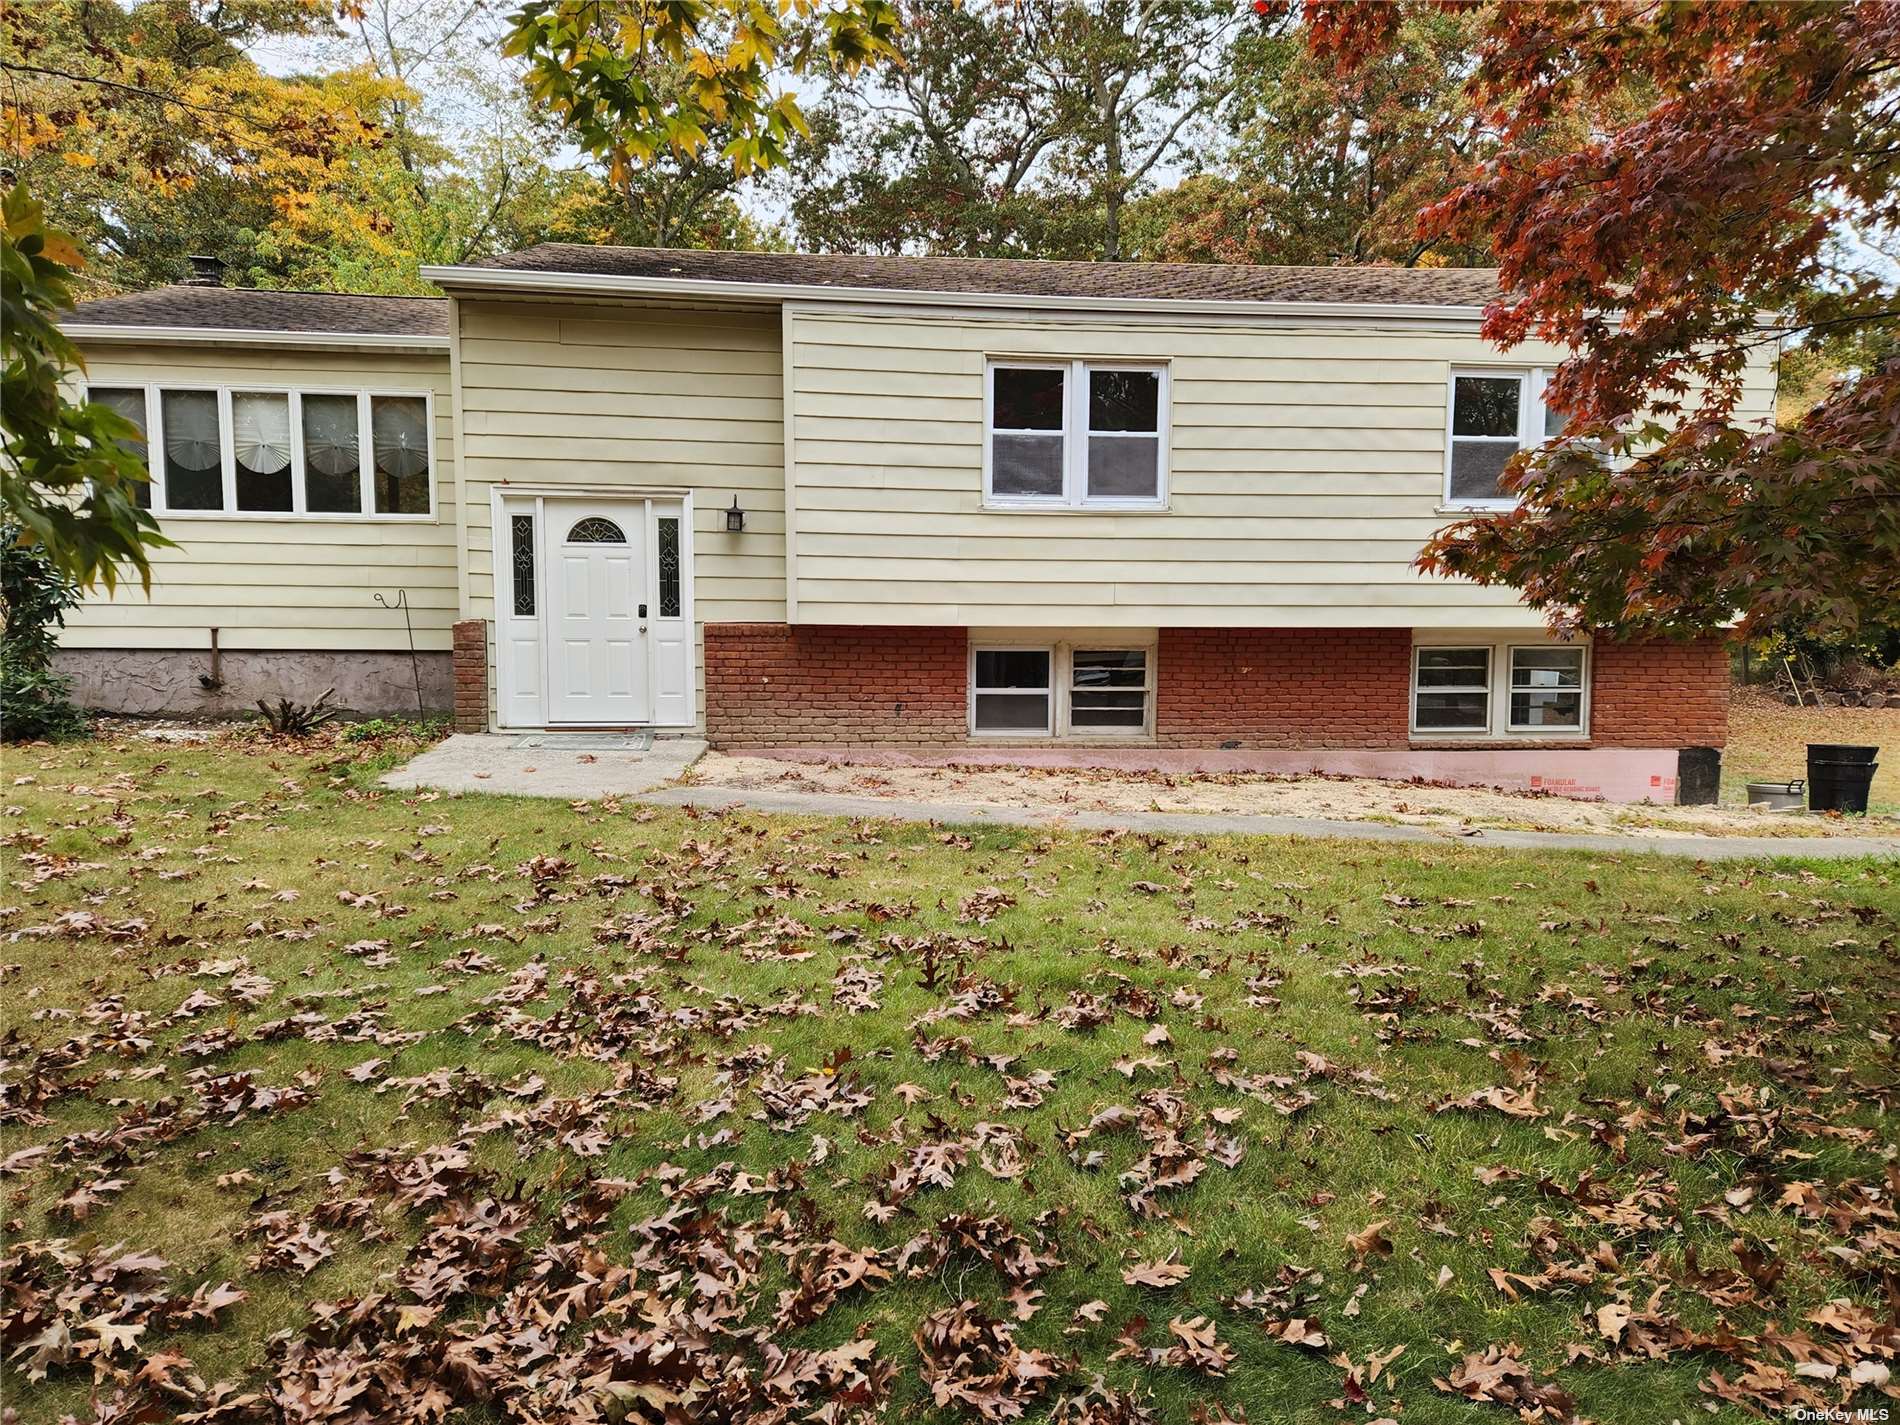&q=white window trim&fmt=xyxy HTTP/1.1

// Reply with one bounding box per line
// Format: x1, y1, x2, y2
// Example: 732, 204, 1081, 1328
1411, 636, 1592, 740
1505, 642, 1590, 735
1442, 366, 1559, 512
969, 639, 1156, 739
983, 359, 1170, 511
88, 381, 438, 522
1410, 644, 1493, 736
970, 643, 1055, 737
